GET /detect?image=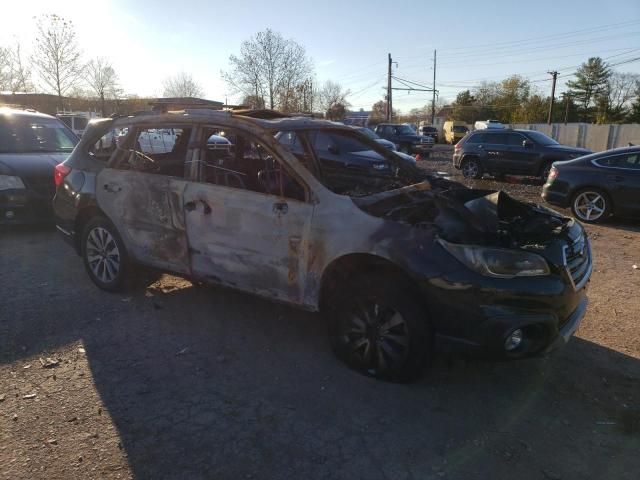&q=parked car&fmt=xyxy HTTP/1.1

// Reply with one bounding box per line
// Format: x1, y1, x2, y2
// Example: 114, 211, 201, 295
453, 129, 592, 180
417, 125, 439, 143
354, 126, 397, 150
542, 145, 640, 223
443, 121, 469, 144
0, 106, 78, 224
53, 110, 590, 382
474, 119, 505, 130
373, 123, 433, 155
